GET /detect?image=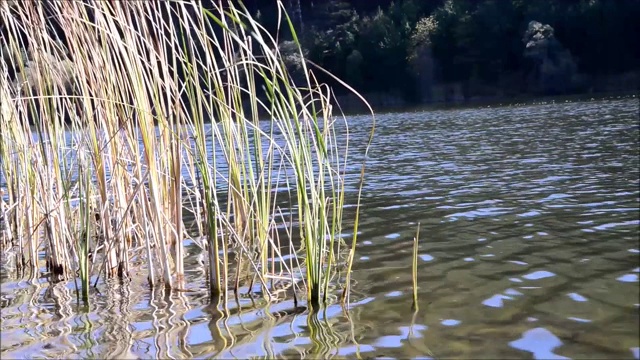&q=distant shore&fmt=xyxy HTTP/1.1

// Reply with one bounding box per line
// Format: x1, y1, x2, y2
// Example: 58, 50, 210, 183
335, 88, 639, 116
